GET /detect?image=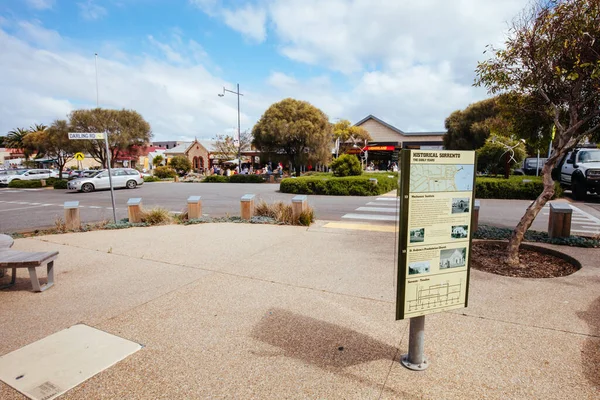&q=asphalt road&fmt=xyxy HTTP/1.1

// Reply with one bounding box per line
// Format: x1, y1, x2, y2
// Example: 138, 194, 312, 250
1, 182, 600, 235
0, 182, 380, 232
